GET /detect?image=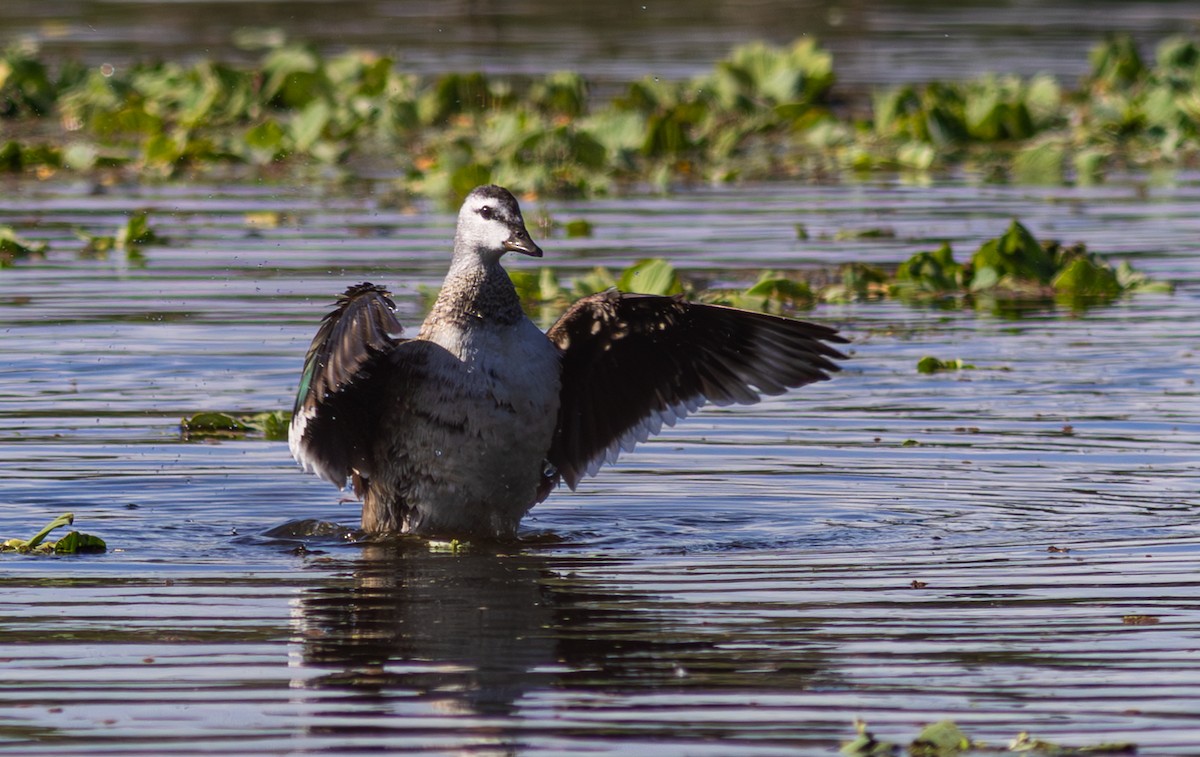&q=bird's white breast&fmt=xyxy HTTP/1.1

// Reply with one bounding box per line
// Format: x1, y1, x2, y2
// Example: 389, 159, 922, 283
402, 317, 562, 532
